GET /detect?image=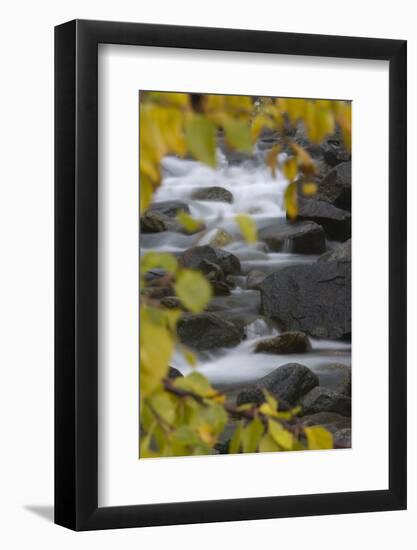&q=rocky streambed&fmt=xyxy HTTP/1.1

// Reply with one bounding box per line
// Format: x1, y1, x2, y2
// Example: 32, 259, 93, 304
141, 128, 352, 448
